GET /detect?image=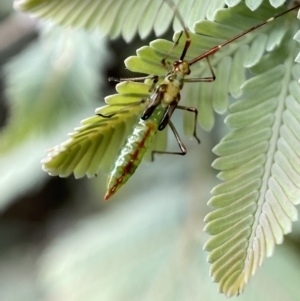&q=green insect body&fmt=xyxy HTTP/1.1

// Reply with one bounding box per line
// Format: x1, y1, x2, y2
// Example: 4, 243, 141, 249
104, 71, 186, 200
104, 106, 165, 200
